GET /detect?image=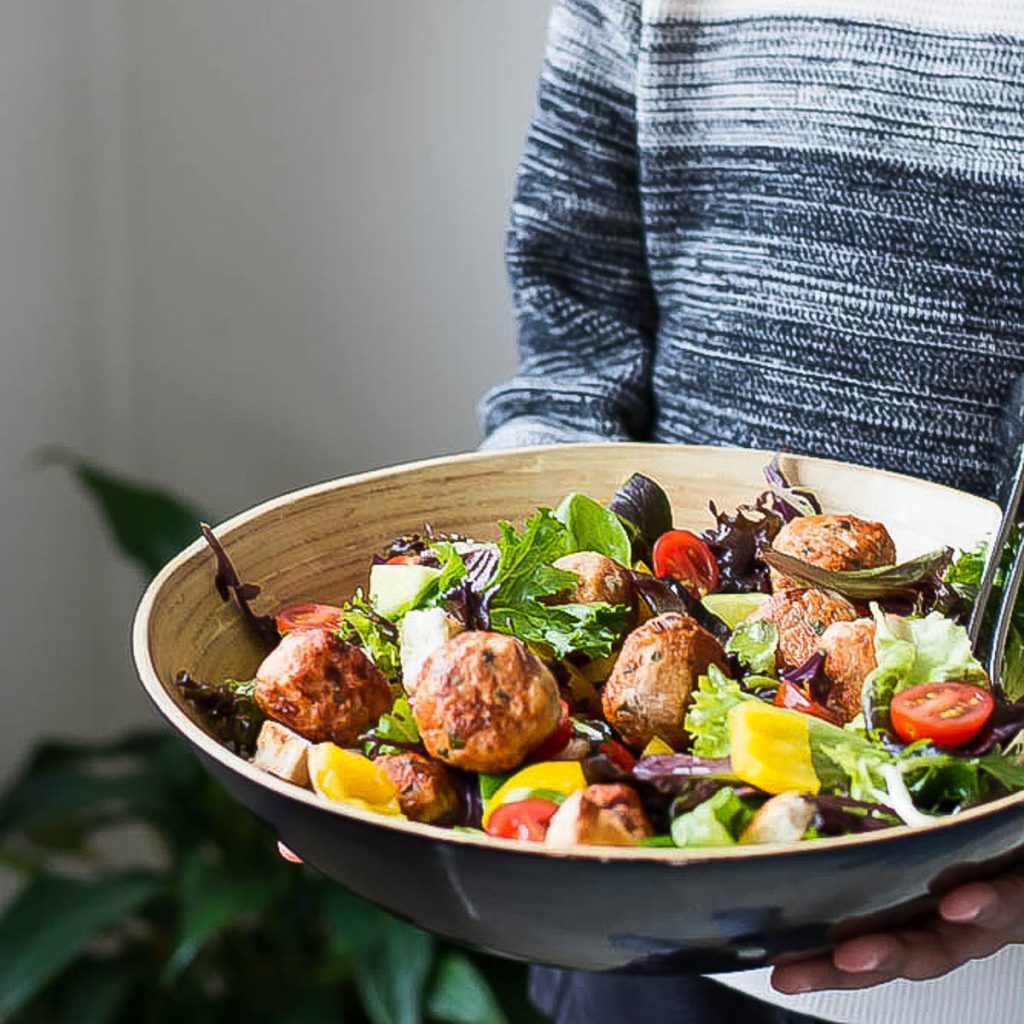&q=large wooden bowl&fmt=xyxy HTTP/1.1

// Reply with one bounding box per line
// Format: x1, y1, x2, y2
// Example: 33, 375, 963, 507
132, 444, 1024, 973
